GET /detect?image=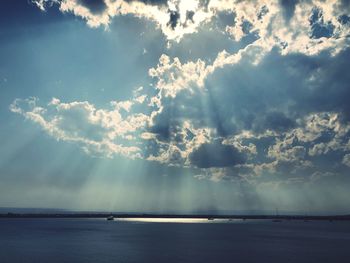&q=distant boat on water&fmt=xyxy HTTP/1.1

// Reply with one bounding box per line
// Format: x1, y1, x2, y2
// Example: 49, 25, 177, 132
107, 216, 114, 221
